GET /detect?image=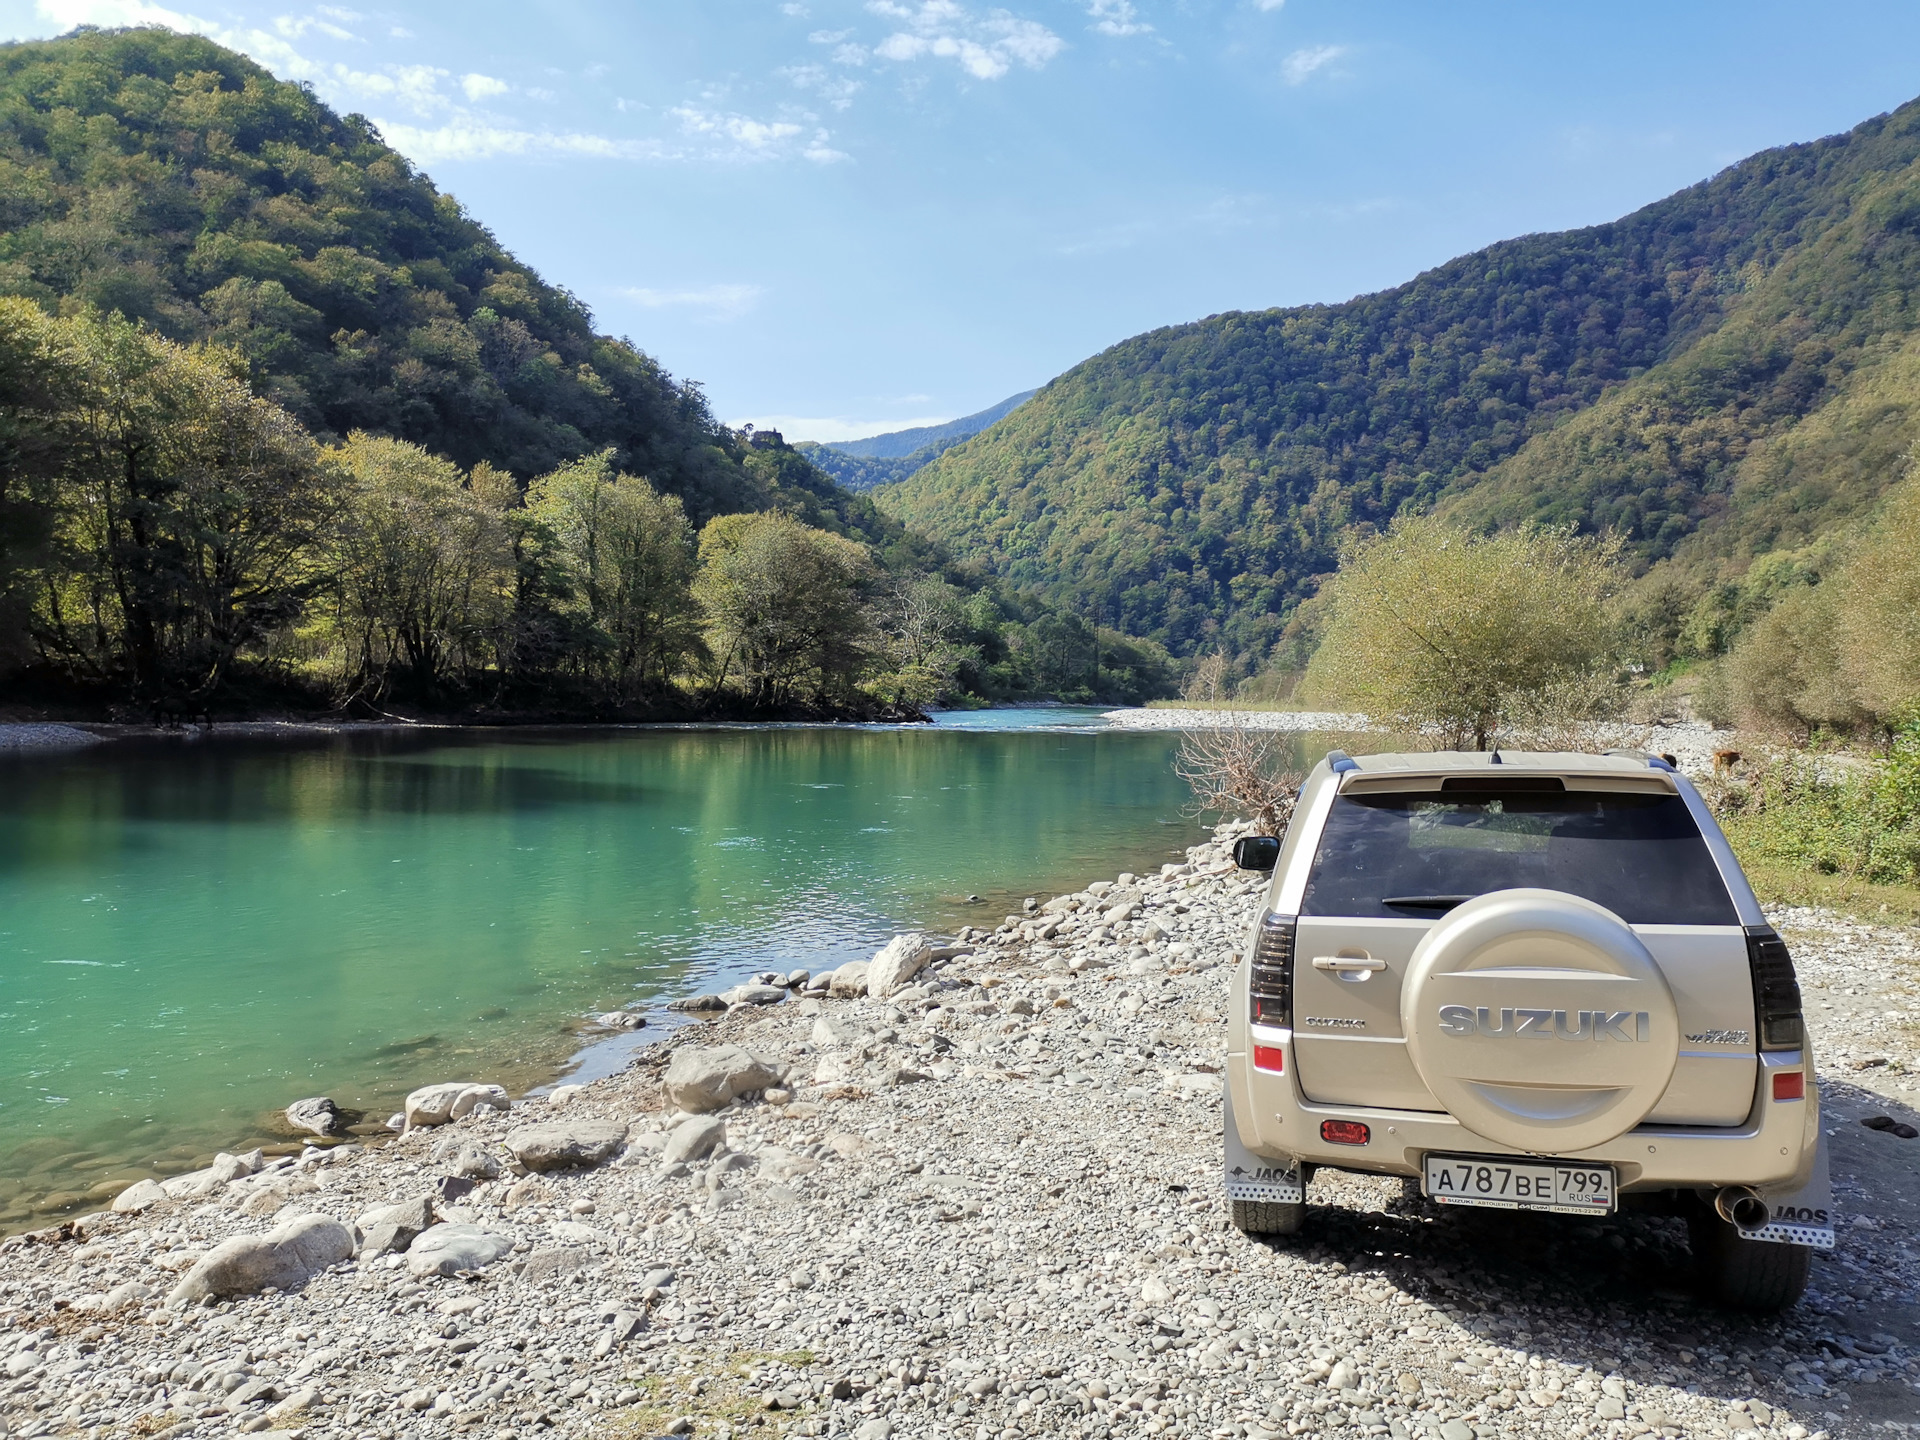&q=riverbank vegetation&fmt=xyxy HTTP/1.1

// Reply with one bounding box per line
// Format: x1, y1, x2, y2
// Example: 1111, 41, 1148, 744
0, 301, 1172, 719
